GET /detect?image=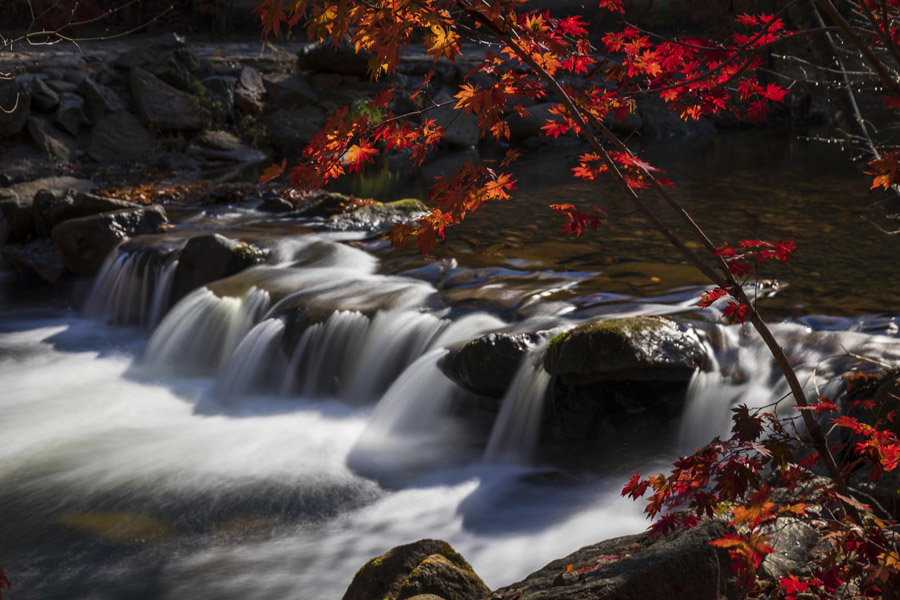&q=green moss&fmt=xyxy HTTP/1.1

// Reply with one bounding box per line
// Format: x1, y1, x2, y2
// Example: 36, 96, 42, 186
437, 540, 465, 564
